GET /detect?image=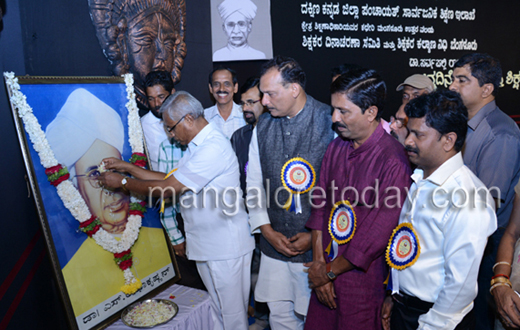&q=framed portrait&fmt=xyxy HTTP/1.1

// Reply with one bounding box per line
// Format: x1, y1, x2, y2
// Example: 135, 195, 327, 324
210, 0, 273, 62
4, 74, 180, 330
